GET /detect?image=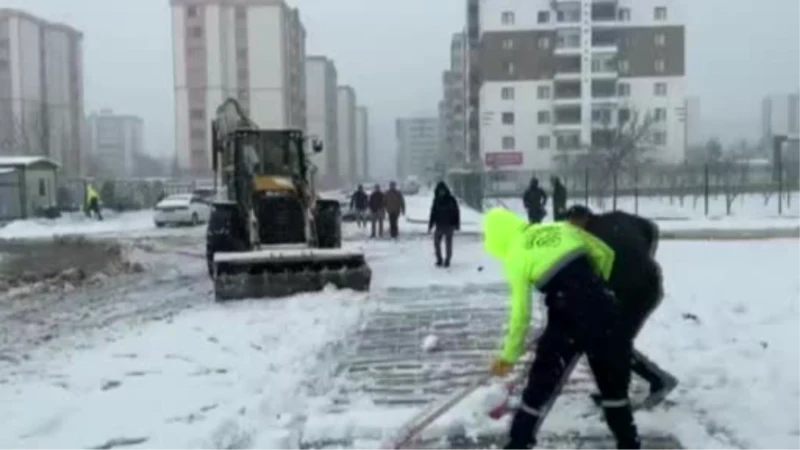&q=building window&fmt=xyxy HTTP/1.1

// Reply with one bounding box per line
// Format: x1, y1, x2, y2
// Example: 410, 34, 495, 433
501, 11, 515, 25
618, 59, 629, 74
618, 8, 631, 21
190, 26, 203, 38
538, 135, 551, 149
654, 82, 667, 96
537, 85, 551, 99
504, 61, 515, 75
38, 179, 46, 196
654, 108, 667, 122
655, 33, 666, 47
619, 108, 631, 123
190, 108, 204, 120
502, 112, 515, 125
235, 7, 247, 20
655, 59, 666, 73
538, 111, 551, 124
538, 11, 550, 23
653, 131, 667, 145
502, 136, 515, 149
187, 5, 198, 17
537, 36, 550, 50
502, 38, 514, 49
618, 83, 631, 97
191, 128, 206, 139
654, 7, 668, 20
501, 87, 515, 100
592, 108, 612, 123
